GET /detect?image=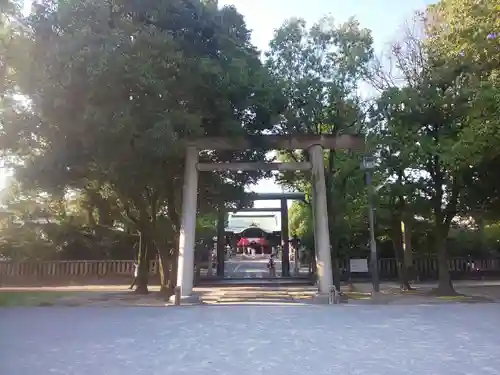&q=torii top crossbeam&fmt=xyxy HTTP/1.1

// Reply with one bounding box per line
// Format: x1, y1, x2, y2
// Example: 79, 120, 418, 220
248, 192, 306, 201
184, 134, 364, 151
